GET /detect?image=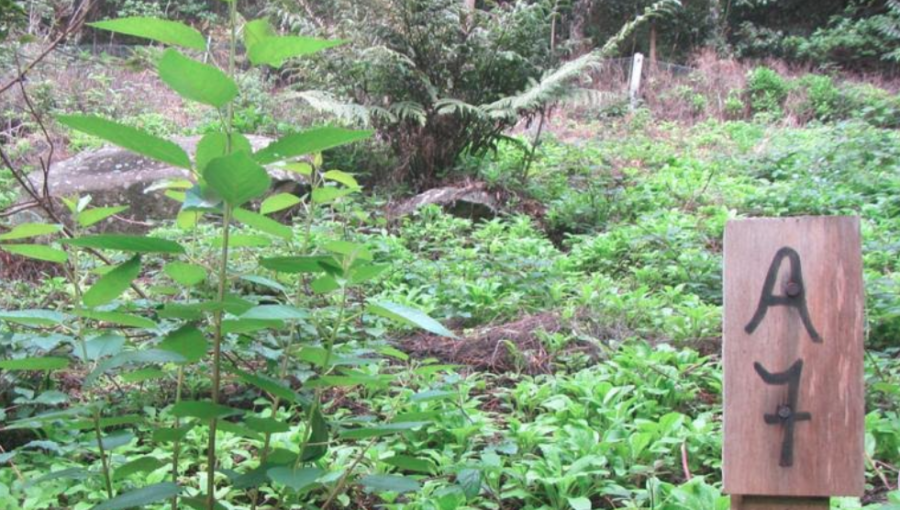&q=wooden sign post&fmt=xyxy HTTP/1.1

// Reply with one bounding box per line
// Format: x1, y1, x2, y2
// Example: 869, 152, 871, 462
723, 217, 865, 509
